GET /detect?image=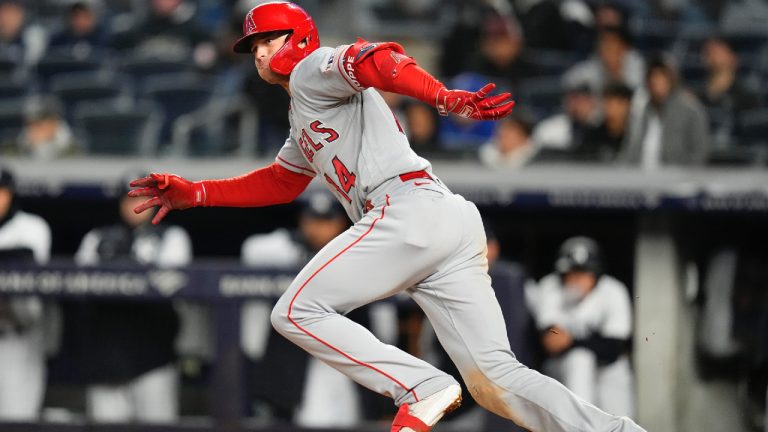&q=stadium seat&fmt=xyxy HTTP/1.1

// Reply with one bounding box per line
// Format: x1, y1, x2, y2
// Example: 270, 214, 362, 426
142, 74, 213, 145
0, 101, 24, 150
724, 31, 768, 57
118, 57, 194, 87
634, 25, 679, 52
0, 57, 16, 77
518, 76, 563, 118
681, 60, 708, 83
171, 96, 258, 157
735, 108, 768, 147
0, 77, 28, 102
50, 72, 128, 121
524, 50, 582, 77
35, 55, 102, 89
707, 147, 764, 166
73, 101, 163, 156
